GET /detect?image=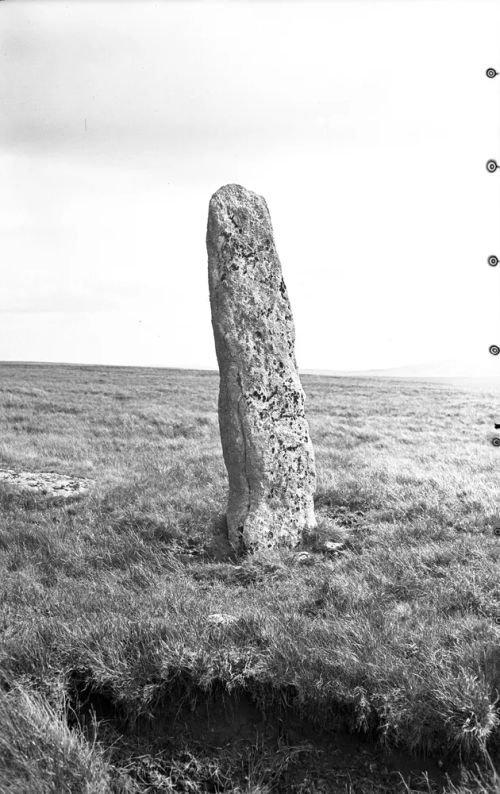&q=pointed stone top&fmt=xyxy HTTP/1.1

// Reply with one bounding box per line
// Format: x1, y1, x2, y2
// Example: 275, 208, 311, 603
210, 183, 260, 202
207, 184, 272, 244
